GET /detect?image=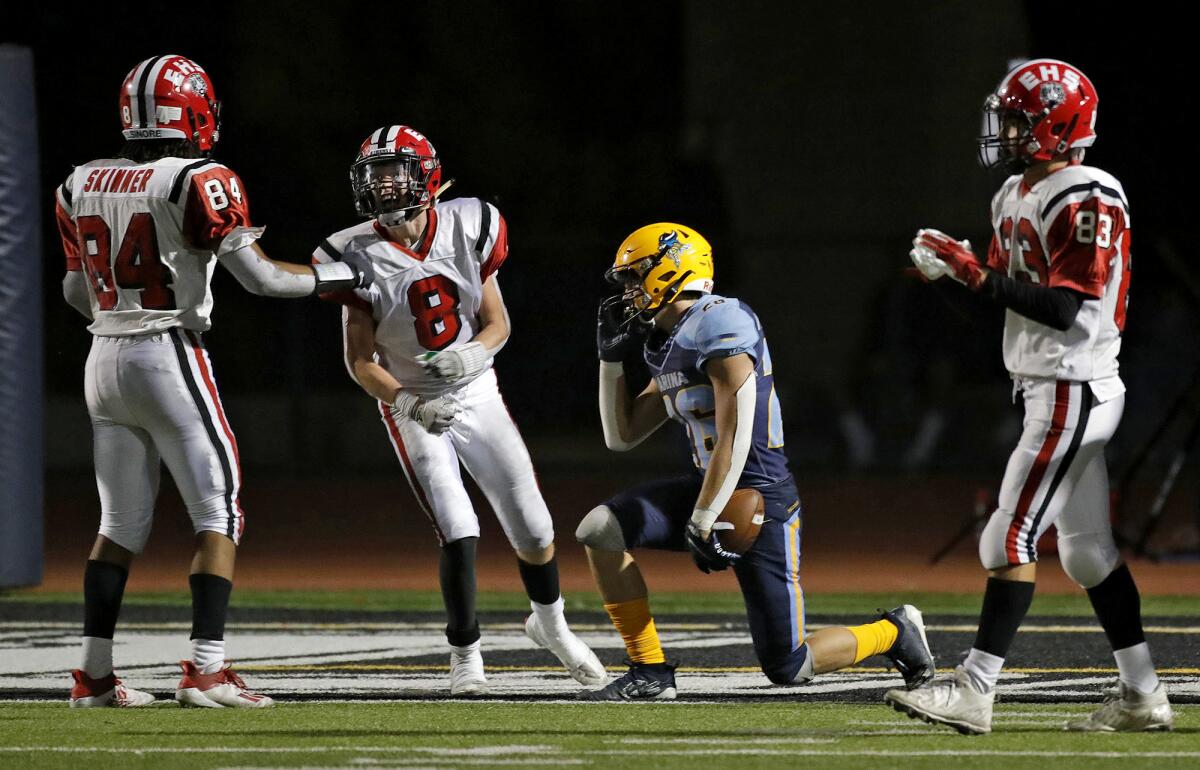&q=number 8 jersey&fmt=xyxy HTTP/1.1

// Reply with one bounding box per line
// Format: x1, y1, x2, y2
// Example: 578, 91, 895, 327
986, 164, 1131, 390
313, 197, 508, 396
55, 157, 252, 336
